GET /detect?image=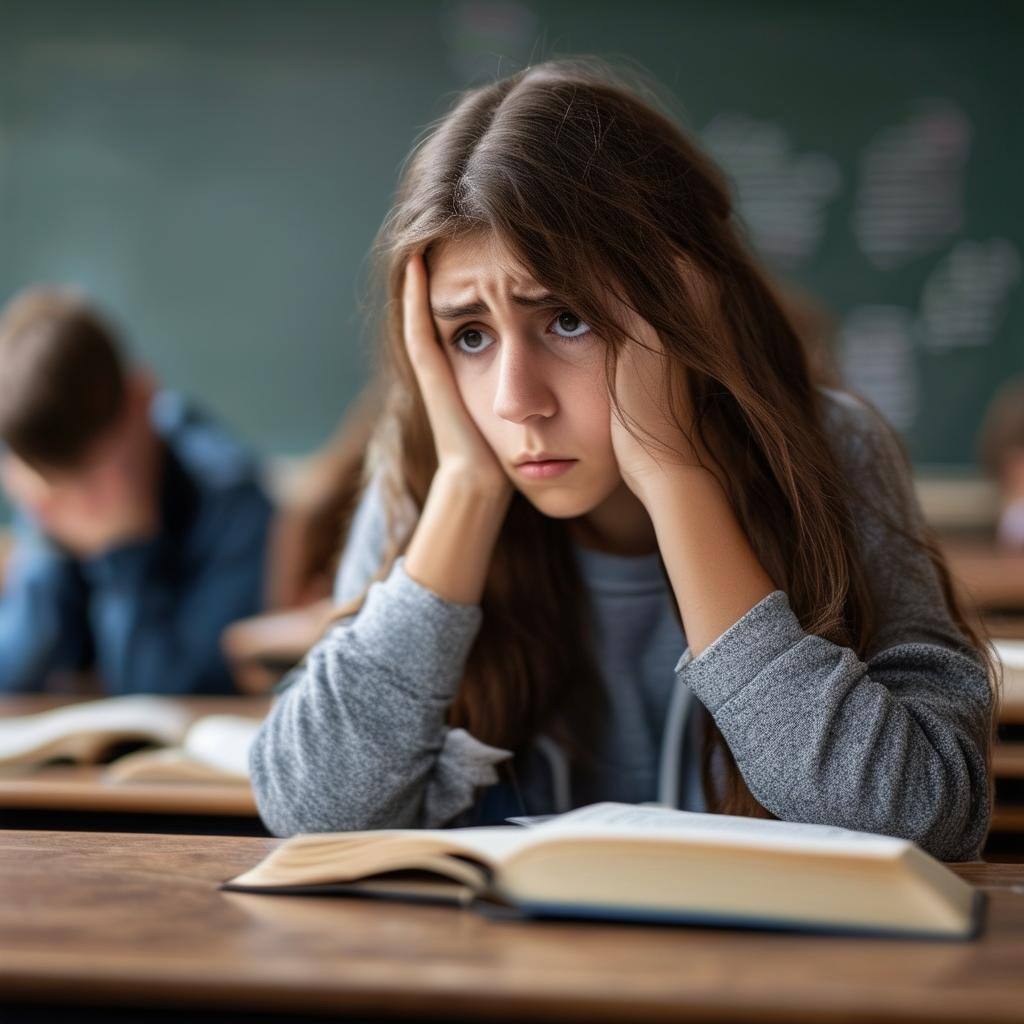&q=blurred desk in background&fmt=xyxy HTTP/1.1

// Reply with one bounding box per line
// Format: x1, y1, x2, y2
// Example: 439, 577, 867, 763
0, 695, 269, 835
943, 538, 1024, 616
0, 693, 270, 718
984, 638, 1024, 862
0, 764, 263, 835
939, 531, 1024, 859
